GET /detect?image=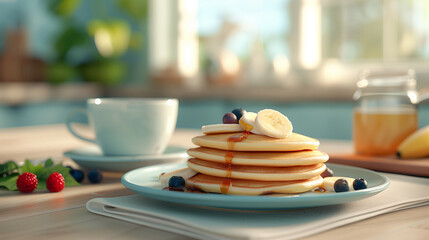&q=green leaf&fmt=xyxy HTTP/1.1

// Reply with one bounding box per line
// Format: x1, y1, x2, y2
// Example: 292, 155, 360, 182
20, 160, 45, 176
36, 179, 47, 190
45, 159, 54, 168
50, 164, 80, 187
38, 164, 80, 188
1, 159, 80, 191
0, 173, 19, 191
0, 161, 19, 176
